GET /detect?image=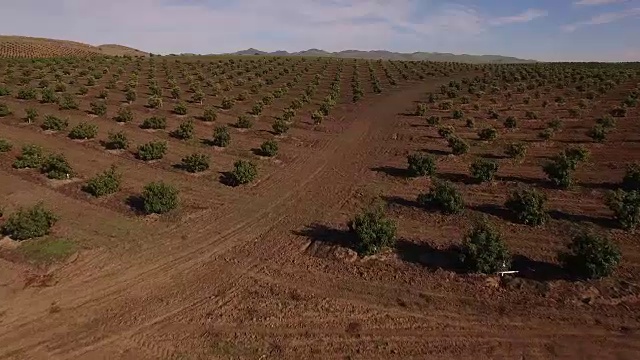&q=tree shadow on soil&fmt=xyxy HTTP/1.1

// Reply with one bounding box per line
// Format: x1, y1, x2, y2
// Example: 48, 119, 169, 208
292, 223, 355, 250
548, 210, 614, 228
370, 166, 411, 178
125, 195, 145, 215
511, 255, 572, 282
395, 239, 465, 273
382, 195, 422, 209
576, 181, 620, 191
218, 171, 238, 187
436, 172, 476, 185
496, 174, 551, 188
469, 204, 514, 222
421, 148, 450, 156
478, 153, 509, 160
